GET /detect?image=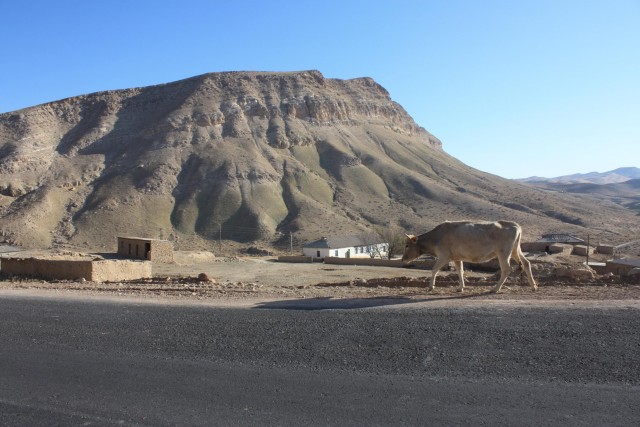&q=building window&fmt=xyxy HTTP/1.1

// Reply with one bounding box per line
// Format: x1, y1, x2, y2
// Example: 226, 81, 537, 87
335, 250, 339, 257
